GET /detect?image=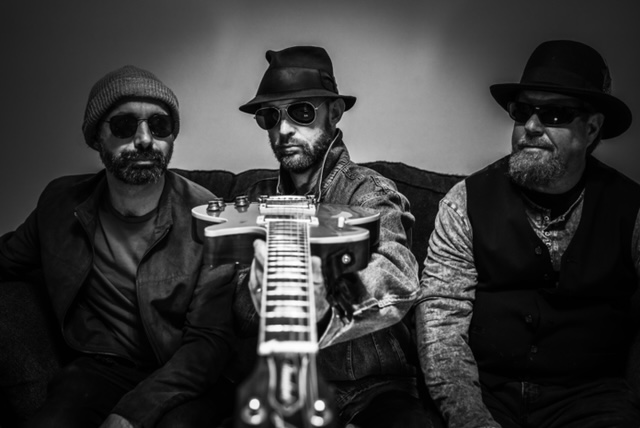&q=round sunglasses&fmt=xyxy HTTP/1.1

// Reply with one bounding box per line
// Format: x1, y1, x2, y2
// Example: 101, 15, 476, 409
507, 102, 592, 126
105, 113, 175, 139
254, 100, 327, 130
